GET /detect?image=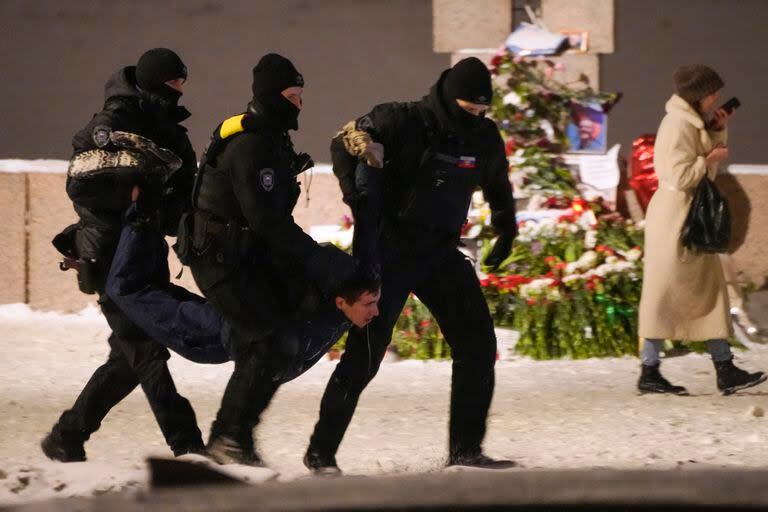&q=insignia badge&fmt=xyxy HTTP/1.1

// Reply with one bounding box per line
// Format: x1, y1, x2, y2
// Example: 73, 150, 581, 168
260, 168, 275, 191
457, 156, 477, 169
92, 125, 112, 148
295, 73, 305, 87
